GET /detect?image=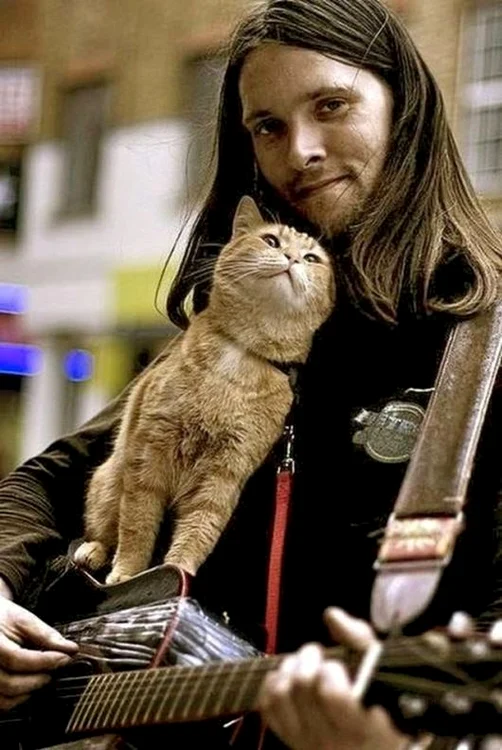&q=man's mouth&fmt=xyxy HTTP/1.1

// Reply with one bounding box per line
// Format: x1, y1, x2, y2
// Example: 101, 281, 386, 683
294, 176, 348, 200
